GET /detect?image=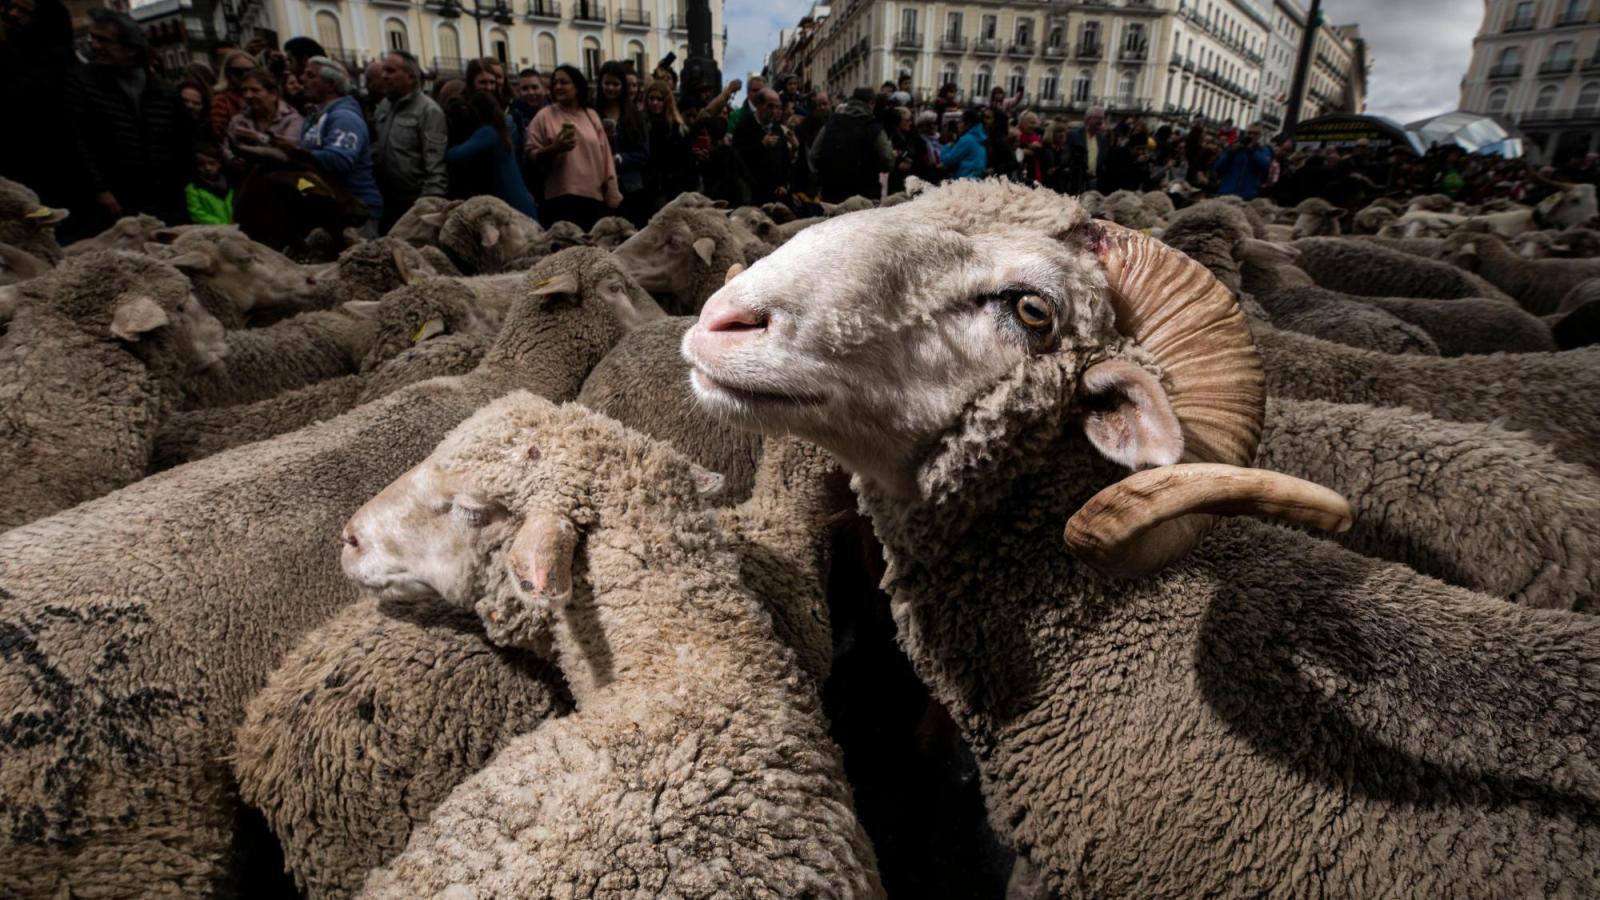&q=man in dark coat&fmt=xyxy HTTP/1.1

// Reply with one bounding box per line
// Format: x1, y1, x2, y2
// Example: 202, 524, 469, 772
0, 0, 79, 218
731, 88, 792, 204
807, 87, 893, 203
62, 9, 193, 236
1064, 105, 1108, 195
